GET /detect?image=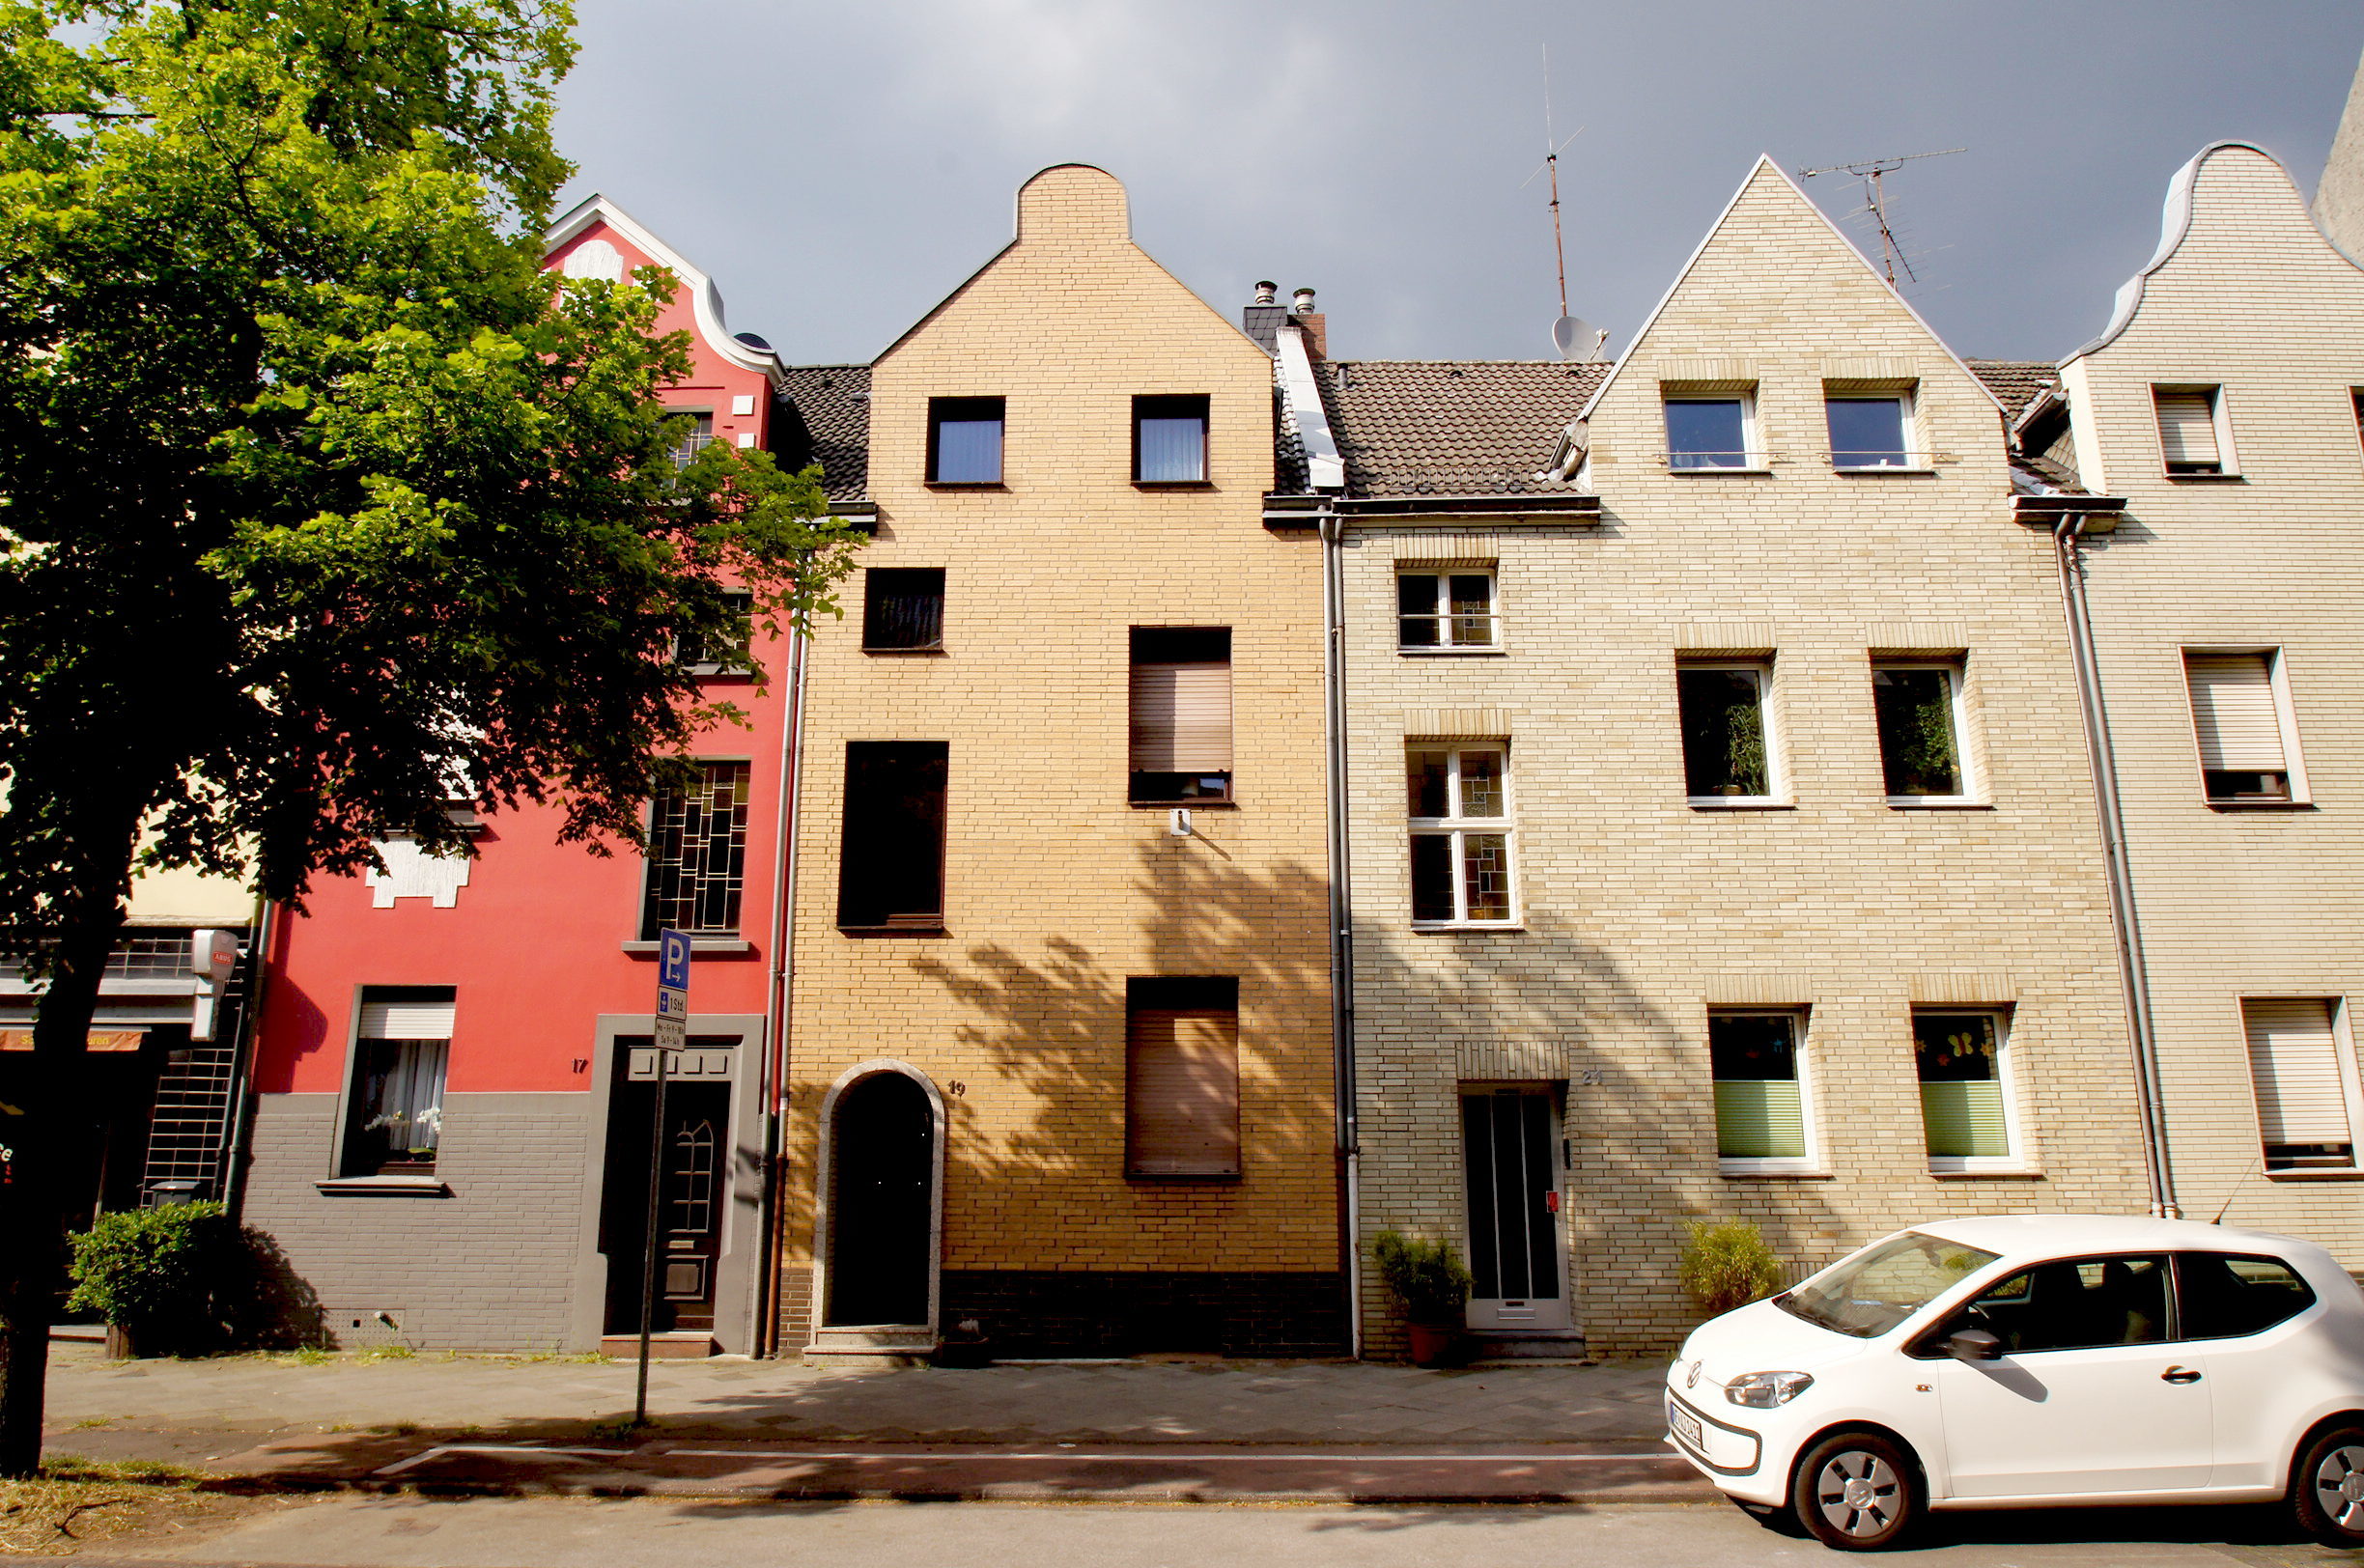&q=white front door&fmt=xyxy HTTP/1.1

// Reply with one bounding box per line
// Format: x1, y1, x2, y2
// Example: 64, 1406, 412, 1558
1459, 1087, 1570, 1331
1931, 1253, 2211, 1498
